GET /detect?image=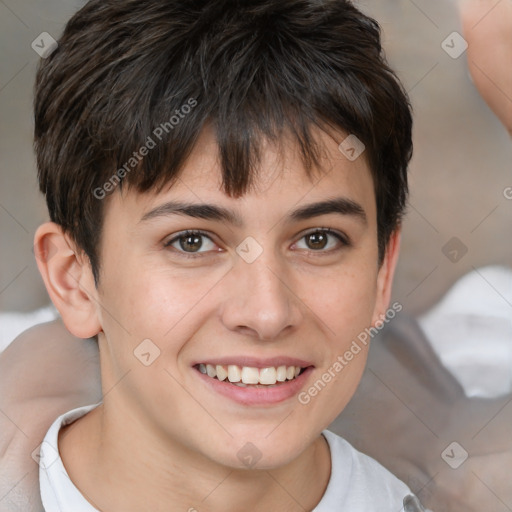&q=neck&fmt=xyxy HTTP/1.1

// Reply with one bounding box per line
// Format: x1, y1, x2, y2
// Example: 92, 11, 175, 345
58, 402, 331, 512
